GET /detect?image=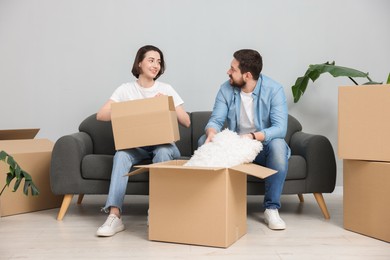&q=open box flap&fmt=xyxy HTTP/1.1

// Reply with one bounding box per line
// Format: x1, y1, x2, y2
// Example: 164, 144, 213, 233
229, 163, 276, 179
125, 167, 149, 177
112, 95, 175, 116
129, 160, 226, 173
